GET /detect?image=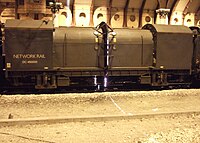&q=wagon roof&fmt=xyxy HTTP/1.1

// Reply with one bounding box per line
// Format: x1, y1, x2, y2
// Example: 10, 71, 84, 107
143, 24, 193, 34
5, 19, 53, 29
